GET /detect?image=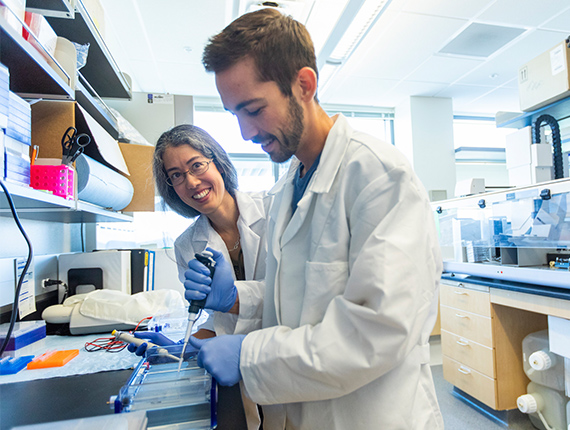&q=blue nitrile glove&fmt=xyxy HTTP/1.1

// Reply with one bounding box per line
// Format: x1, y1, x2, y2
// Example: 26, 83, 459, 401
189, 334, 246, 386
126, 332, 197, 362
184, 247, 237, 313
127, 332, 175, 357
